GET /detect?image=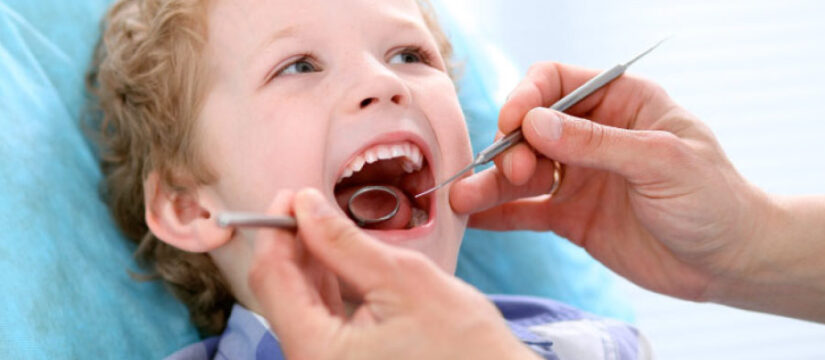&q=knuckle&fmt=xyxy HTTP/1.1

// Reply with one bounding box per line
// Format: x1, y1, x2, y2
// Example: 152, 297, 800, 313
640, 131, 690, 165
521, 62, 562, 101
525, 62, 544, 75
638, 77, 669, 98
579, 118, 607, 154
646, 131, 682, 152
520, 82, 545, 106
625, 74, 668, 99
526, 61, 559, 76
